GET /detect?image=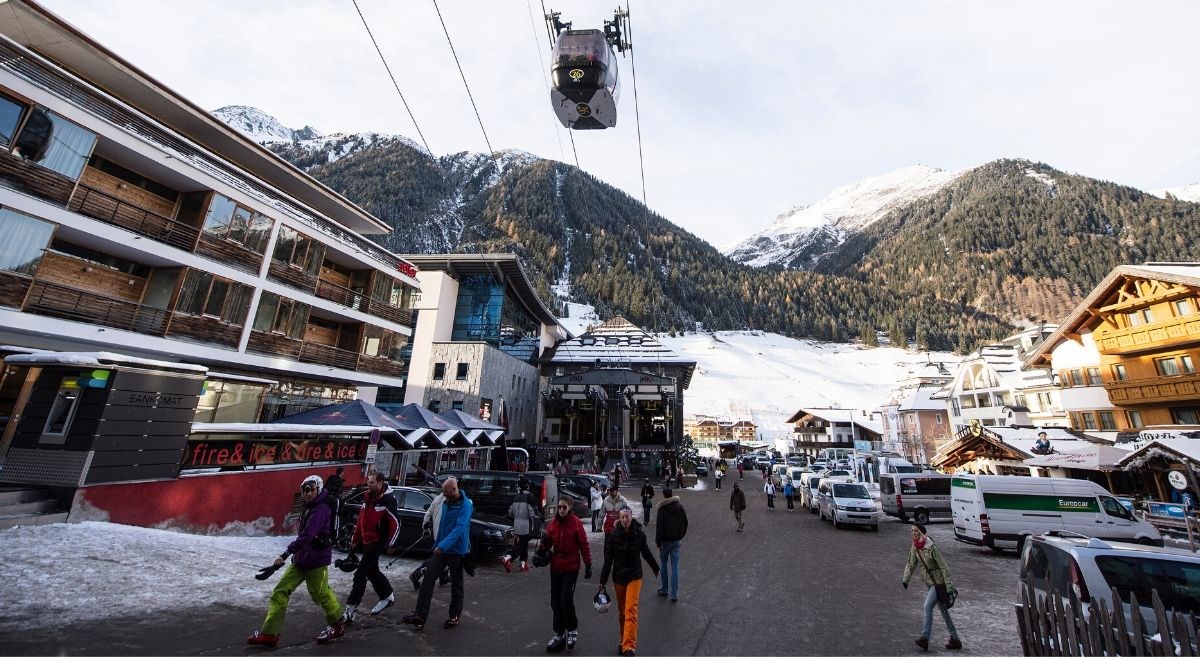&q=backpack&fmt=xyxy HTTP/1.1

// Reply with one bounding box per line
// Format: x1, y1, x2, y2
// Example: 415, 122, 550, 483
312, 494, 341, 549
